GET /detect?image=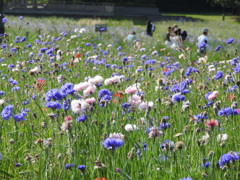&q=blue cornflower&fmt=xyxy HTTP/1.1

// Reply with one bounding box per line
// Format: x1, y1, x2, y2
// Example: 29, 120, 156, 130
117, 46, 122, 51
22, 109, 30, 112
148, 66, 155, 71
207, 100, 213, 106
185, 66, 199, 76
15, 163, 21, 167
159, 154, 169, 162
143, 143, 148, 151
45, 89, 63, 102
78, 165, 86, 171
111, 64, 117, 69
22, 101, 30, 105
230, 58, 238, 66
76, 114, 87, 122
161, 140, 174, 150
218, 107, 233, 117
122, 57, 128, 63
26, 44, 32, 48
199, 43, 206, 49
229, 85, 238, 92
105, 64, 111, 68
193, 113, 208, 121
233, 109, 240, 115
179, 177, 192, 180
63, 99, 70, 111
226, 38, 234, 44
31, 95, 37, 100
101, 94, 112, 101
0, 91, 5, 96
215, 71, 223, 80
215, 45, 221, 52
12, 86, 20, 92
136, 68, 142, 72
141, 54, 146, 60
233, 64, 240, 73
181, 89, 190, 94
78, 165, 86, 173
159, 123, 171, 130
98, 89, 112, 99
111, 73, 120, 77
218, 152, 239, 168
20, 37, 26, 42
170, 81, 188, 93
60, 83, 75, 98
1, 105, 14, 120
46, 101, 62, 109
13, 110, 27, 122
40, 47, 48, 53
8, 64, 15, 69
122, 103, 131, 109
172, 93, 185, 103
102, 51, 108, 55
55, 37, 62, 41
205, 92, 212, 100
204, 162, 210, 168
144, 59, 156, 64
65, 164, 72, 170
103, 138, 124, 150
61, 32, 68, 36
2, 17, 7, 23
18, 16, 23, 19
1, 44, 7, 48
96, 83, 102, 87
